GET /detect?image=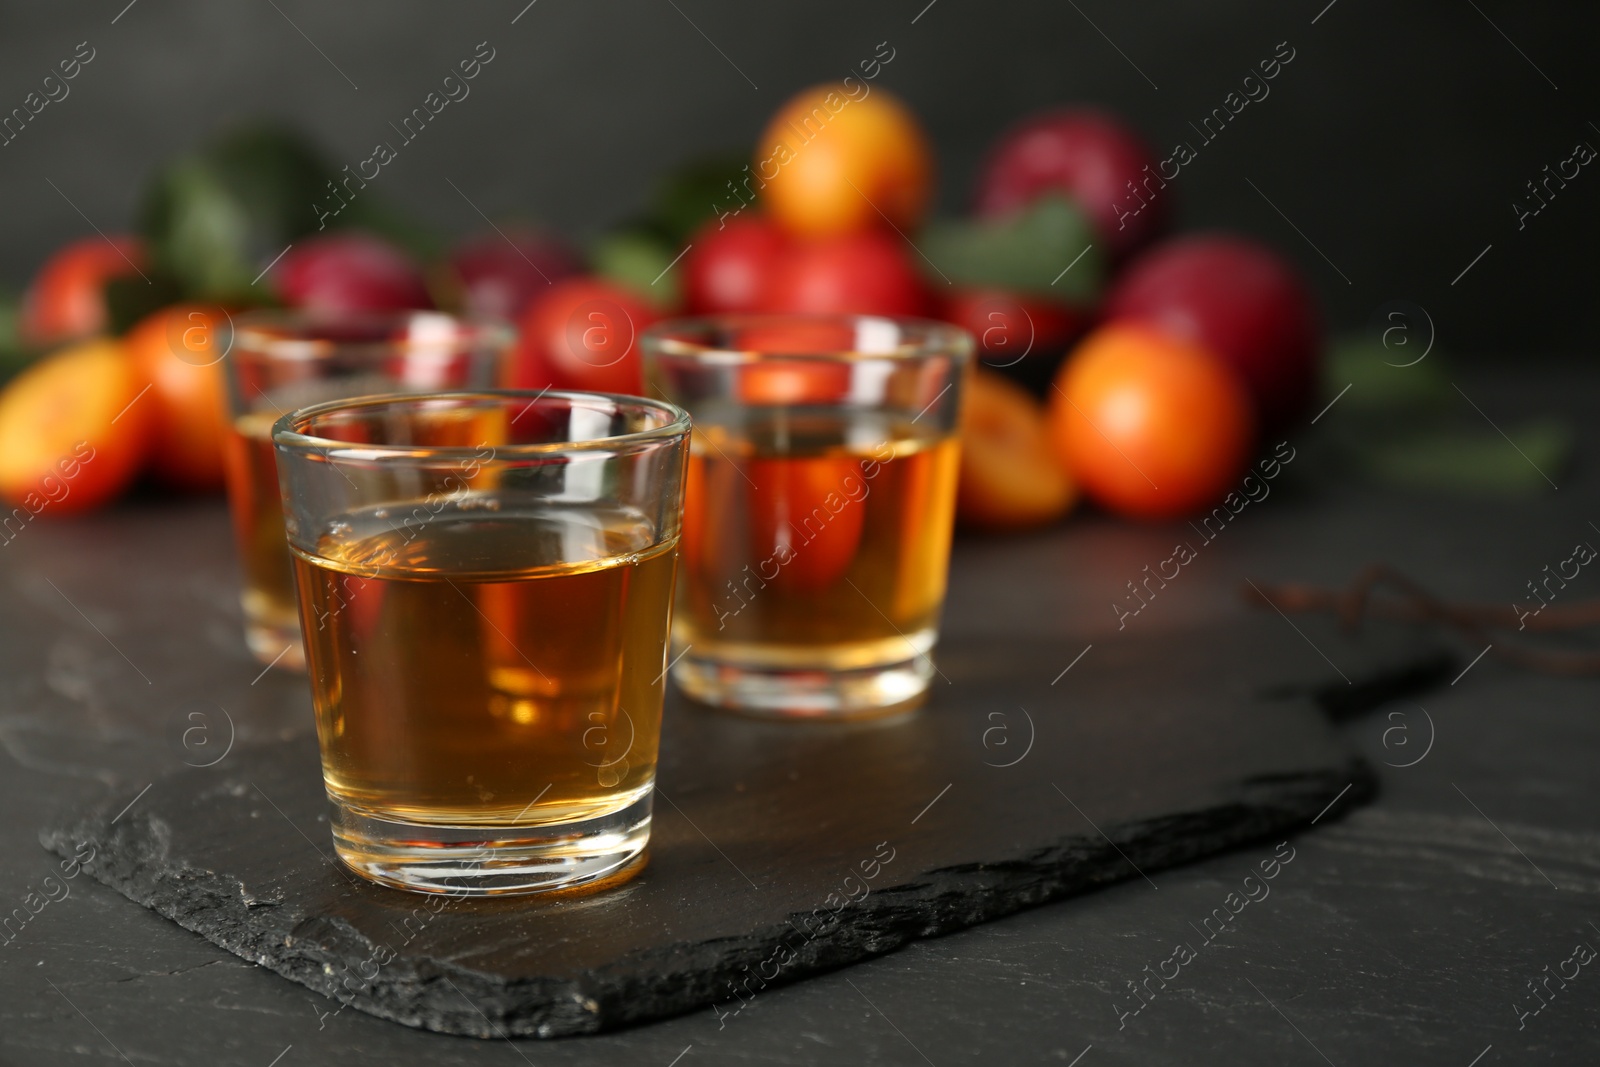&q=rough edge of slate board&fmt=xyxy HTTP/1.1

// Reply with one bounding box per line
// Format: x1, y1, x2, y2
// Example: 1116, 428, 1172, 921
40, 759, 1374, 1039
